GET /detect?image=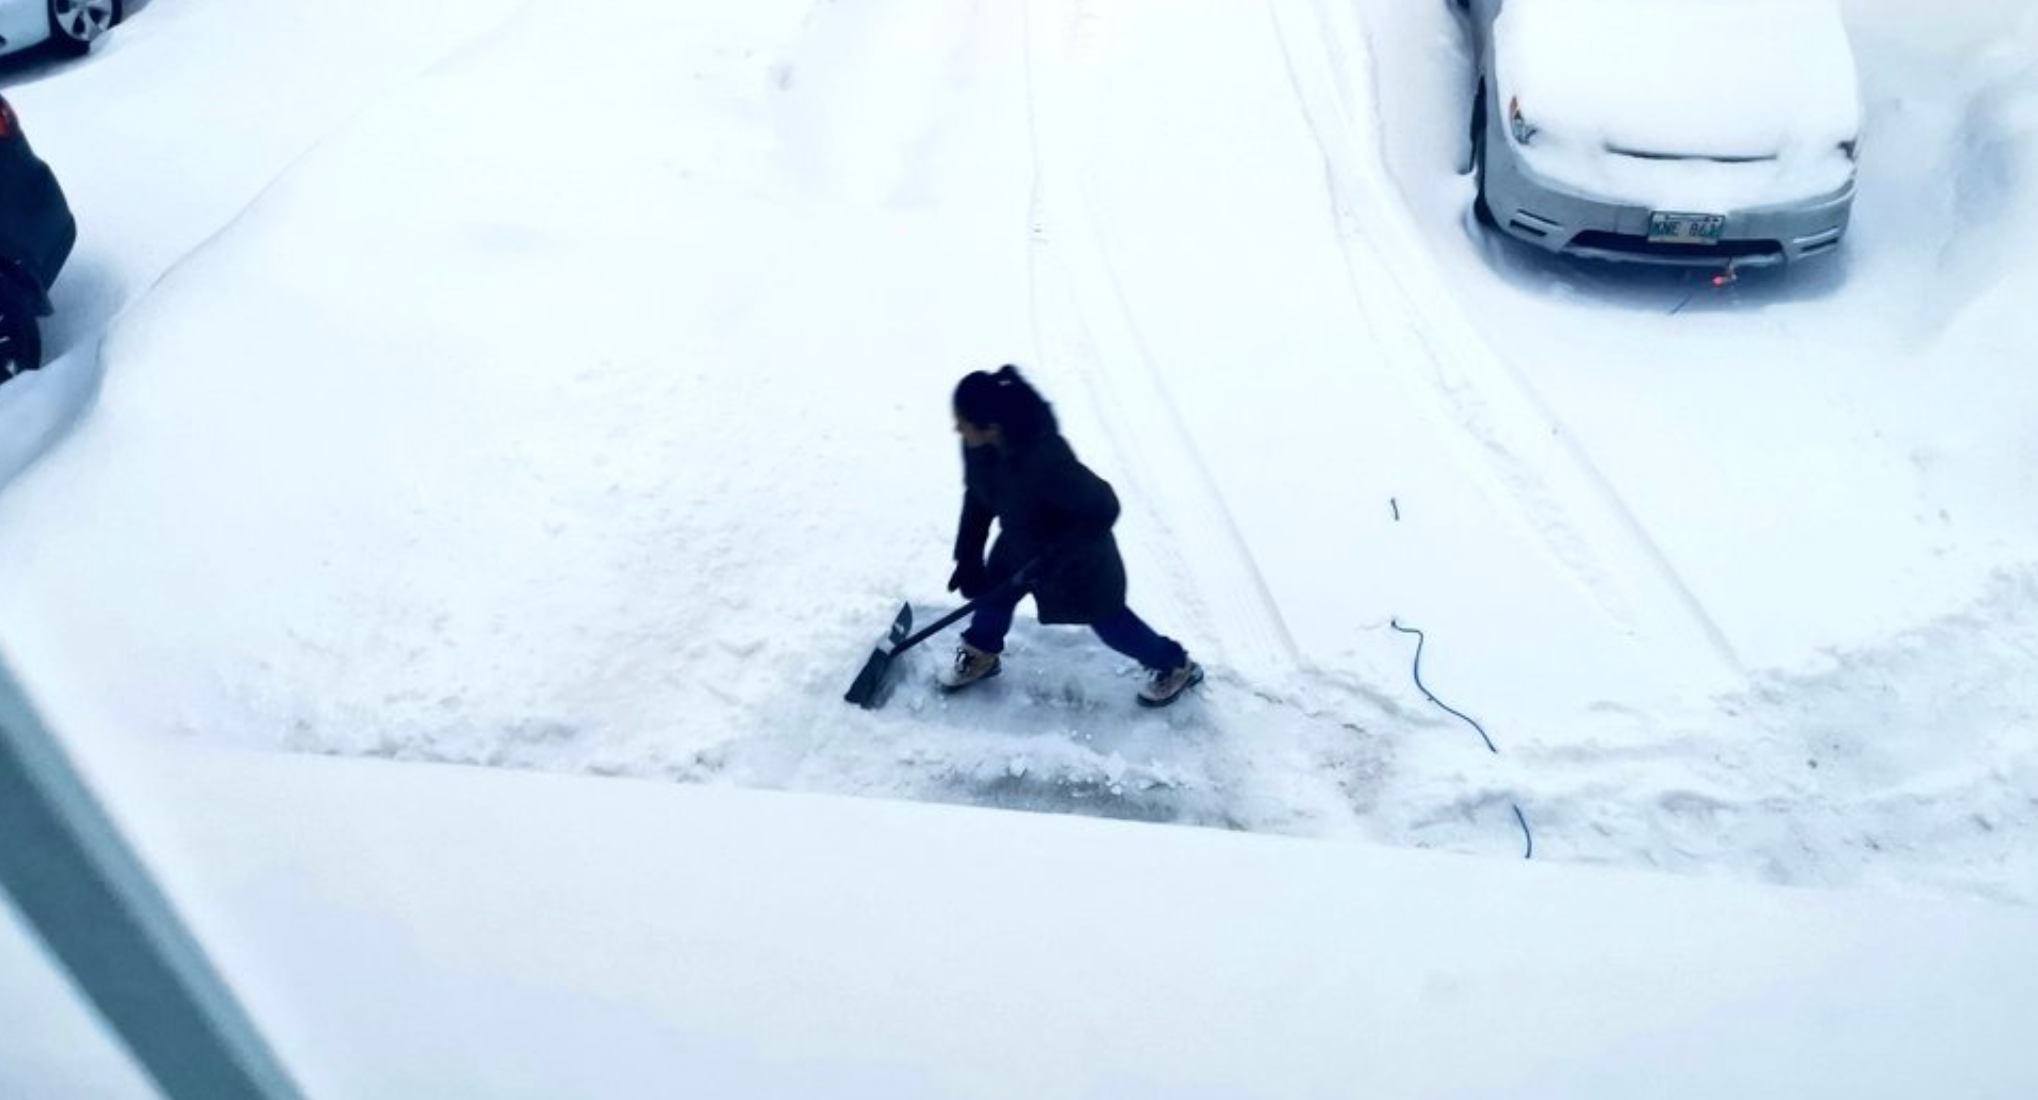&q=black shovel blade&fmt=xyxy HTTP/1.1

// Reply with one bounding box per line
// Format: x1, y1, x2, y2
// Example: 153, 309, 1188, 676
843, 647, 892, 709
844, 603, 913, 709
